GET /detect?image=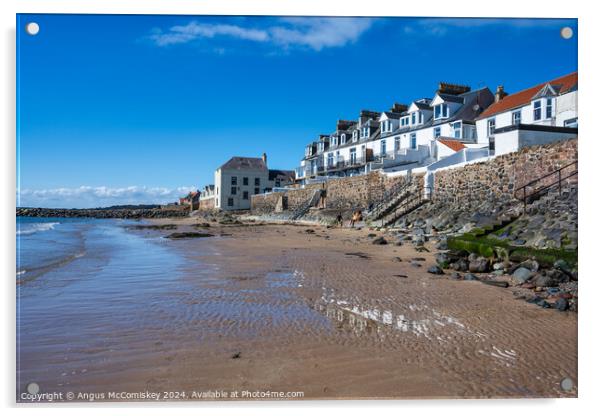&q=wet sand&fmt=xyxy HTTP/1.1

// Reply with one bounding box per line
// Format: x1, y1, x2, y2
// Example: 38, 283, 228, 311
133, 218, 577, 399
17, 218, 577, 401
